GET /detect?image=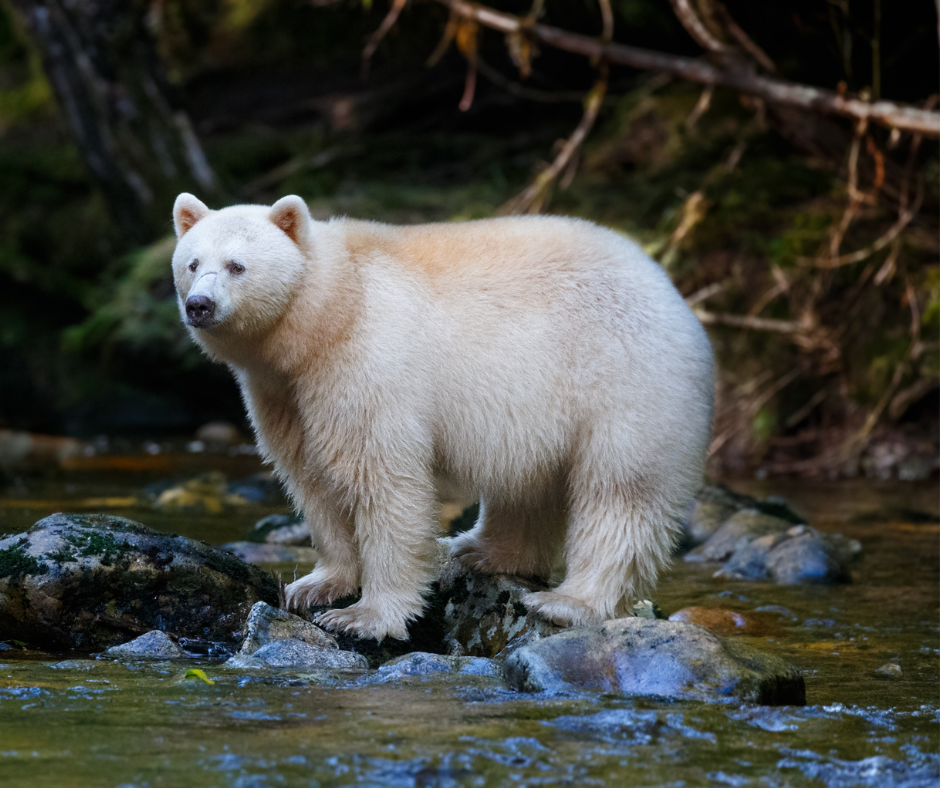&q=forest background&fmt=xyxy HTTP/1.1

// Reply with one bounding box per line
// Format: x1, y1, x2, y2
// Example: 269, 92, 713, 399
0, 0, 937, 481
